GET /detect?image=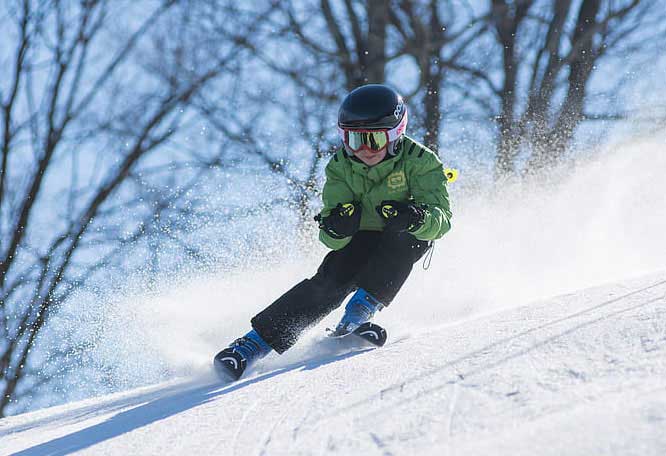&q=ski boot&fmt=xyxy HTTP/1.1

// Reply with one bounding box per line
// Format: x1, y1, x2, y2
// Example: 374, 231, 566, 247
329, 288, 384, 337
213, 329, 272, 381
